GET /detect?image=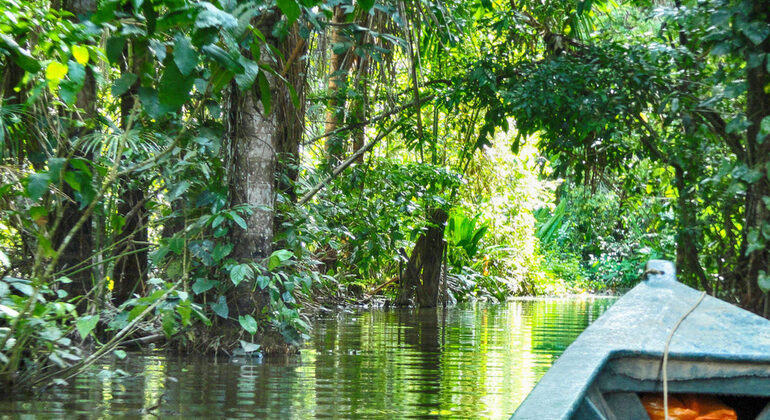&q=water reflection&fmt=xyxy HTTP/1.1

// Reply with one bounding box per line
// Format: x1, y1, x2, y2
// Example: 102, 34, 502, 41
0, 297, 613, 419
